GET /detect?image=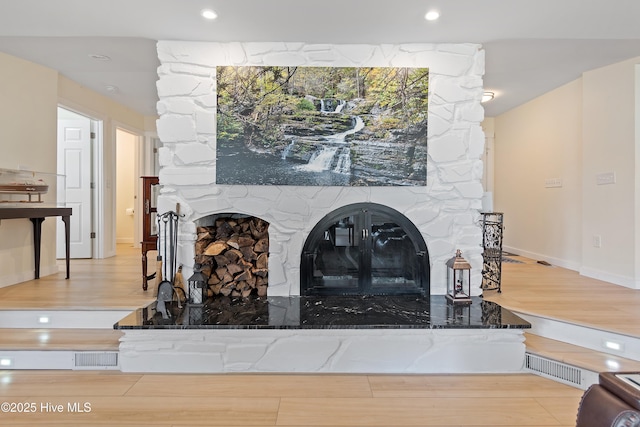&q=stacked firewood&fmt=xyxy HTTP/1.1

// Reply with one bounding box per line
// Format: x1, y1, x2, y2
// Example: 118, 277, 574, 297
195, 217, 269, 298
